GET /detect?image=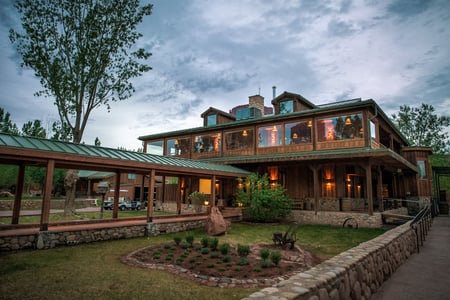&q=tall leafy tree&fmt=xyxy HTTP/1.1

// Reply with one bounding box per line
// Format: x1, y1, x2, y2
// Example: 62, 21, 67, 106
21, 120, 46, 138
9, 0, 153, 144
9, 0, 153, 214
0, 108, 20, 135
391, 103, 450, 154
